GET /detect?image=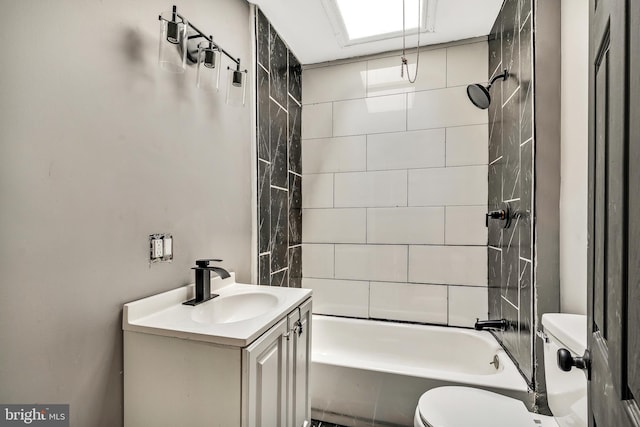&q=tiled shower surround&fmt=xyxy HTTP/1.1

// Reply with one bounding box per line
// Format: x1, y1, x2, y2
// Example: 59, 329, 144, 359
256, 9, 303, 287
301, 41, 490, 327
487, 0, 535, 383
